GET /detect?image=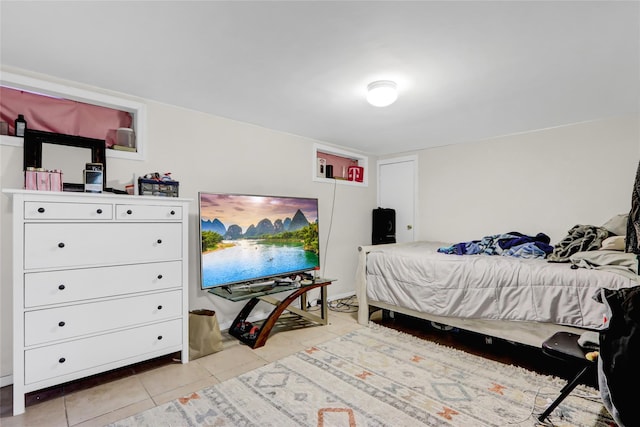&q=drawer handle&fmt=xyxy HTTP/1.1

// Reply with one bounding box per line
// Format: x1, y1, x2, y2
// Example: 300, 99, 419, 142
126, 209, 133, 215
170, 210, 176, 215
96, 208, 103, 214
58, 284, 65, 290
58, 321, 65, 327
37, 207, 45, 213
157, 274, 163, 280
157, 335, 163, 340
58, 357, 66, 364
157, 239, 163, 244
58, 242, 65, 248
157, 305, 163, 310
